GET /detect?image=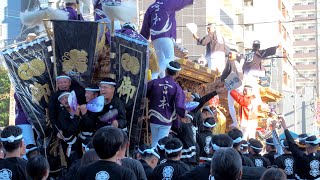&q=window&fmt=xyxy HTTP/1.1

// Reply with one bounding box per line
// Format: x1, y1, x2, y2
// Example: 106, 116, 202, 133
0, 25, 2, 36
244, 0, 253, 6
244, 24, 254, 31
309, 49, 316, 53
